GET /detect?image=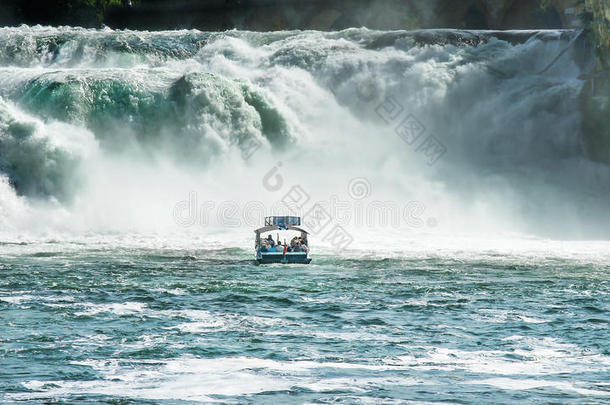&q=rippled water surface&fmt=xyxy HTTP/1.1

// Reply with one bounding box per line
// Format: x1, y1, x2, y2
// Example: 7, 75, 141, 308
1, 240, 609, 403
1, 23, 609, 404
